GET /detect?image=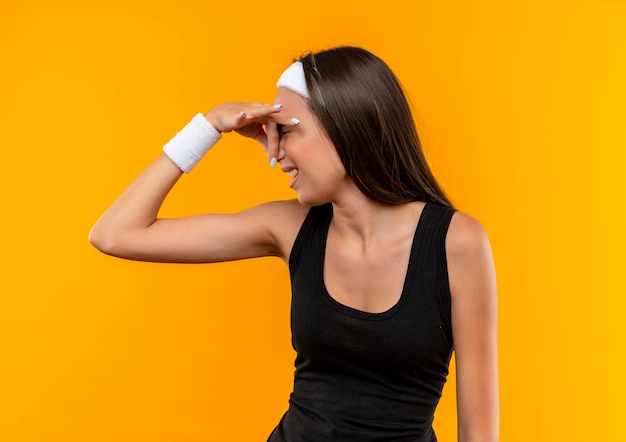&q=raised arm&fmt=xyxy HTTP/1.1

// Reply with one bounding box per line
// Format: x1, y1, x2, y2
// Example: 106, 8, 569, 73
447, 213, 499, 442
89, 103, 306, 263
